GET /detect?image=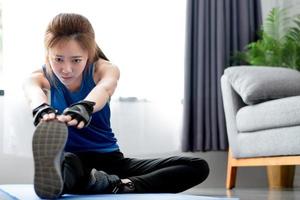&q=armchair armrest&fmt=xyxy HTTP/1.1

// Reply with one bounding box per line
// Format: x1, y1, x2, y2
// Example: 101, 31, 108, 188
221, 75, 245, 156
